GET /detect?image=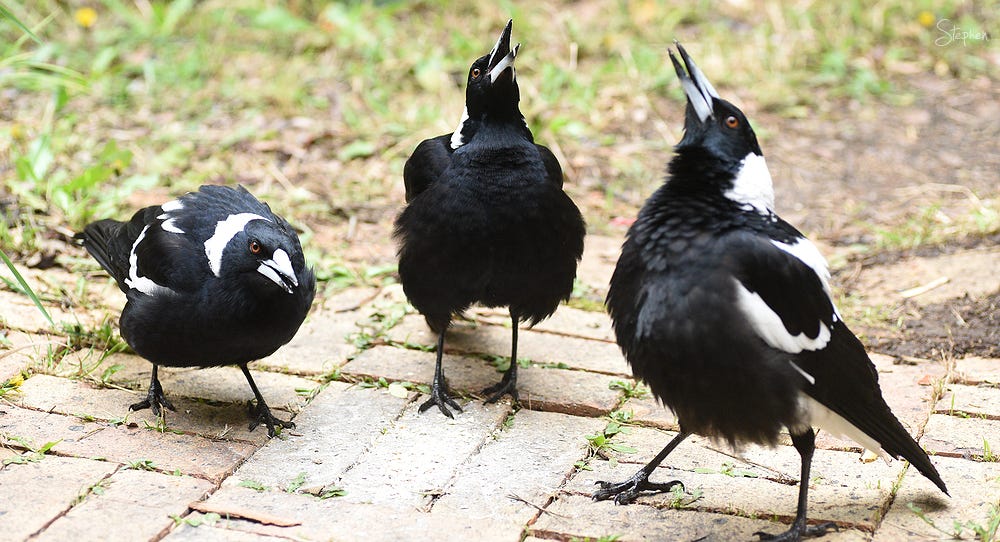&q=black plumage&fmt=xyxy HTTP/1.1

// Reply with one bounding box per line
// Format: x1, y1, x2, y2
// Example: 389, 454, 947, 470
394, 20, 585, 417
76, 184, 315, 437
594, 44, 946, 541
